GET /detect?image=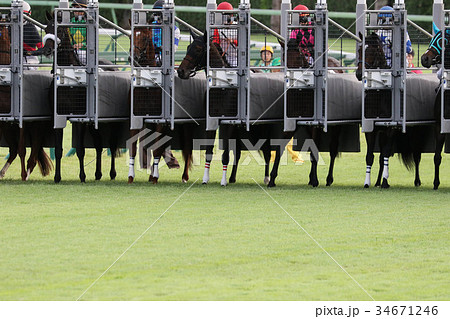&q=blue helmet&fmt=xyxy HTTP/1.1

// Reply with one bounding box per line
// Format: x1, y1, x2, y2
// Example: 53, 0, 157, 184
153, 0, 164, 9
378, 6, 393, 18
